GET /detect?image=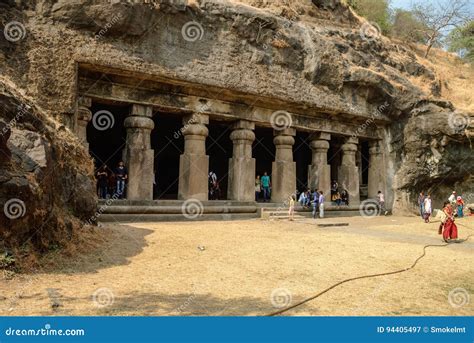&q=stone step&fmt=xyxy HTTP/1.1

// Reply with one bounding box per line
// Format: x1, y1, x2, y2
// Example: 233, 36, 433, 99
98, 212, 259, 223
99, 205, 257, 215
